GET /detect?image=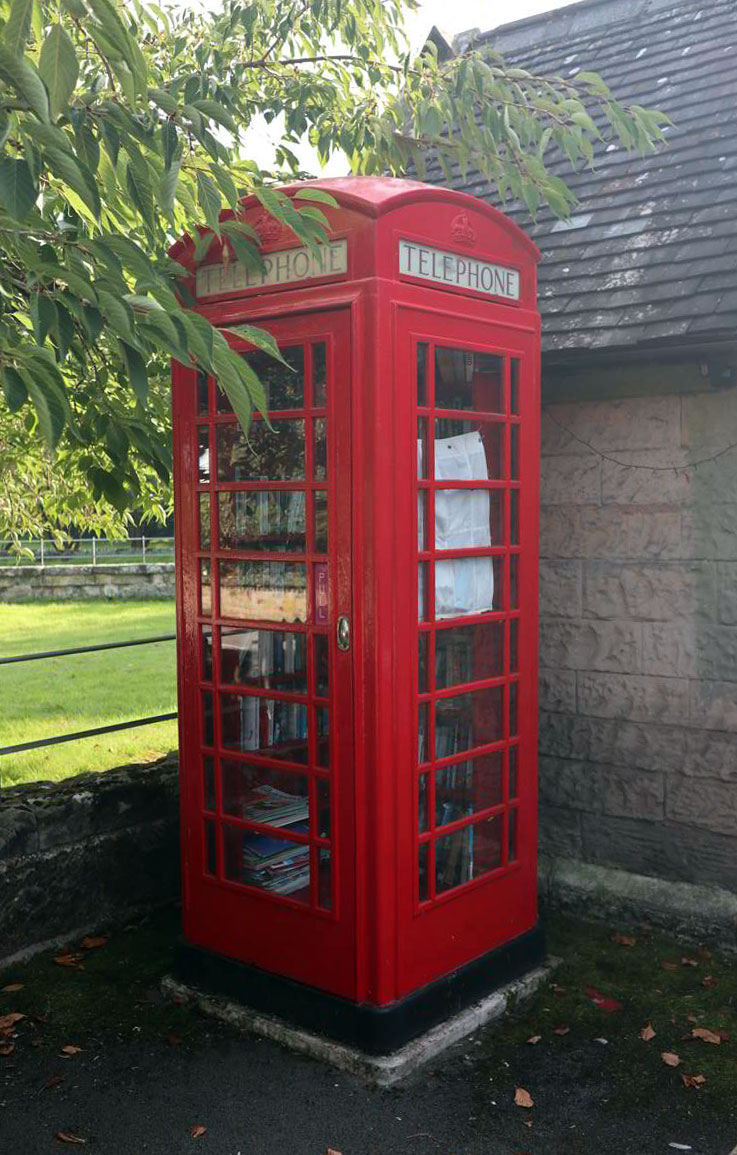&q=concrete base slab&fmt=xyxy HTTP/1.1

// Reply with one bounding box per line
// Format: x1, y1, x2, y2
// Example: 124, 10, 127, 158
162, 960, 558, 1087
